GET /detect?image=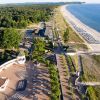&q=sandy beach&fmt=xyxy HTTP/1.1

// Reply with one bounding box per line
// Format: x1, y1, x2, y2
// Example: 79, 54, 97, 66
60, 5, 100, 51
